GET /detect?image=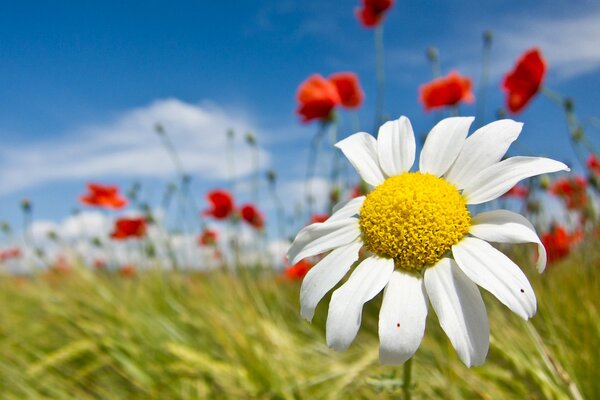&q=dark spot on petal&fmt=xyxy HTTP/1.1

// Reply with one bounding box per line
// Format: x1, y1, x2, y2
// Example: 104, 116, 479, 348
396, 323, 400, 328
520, 289, 525, 293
